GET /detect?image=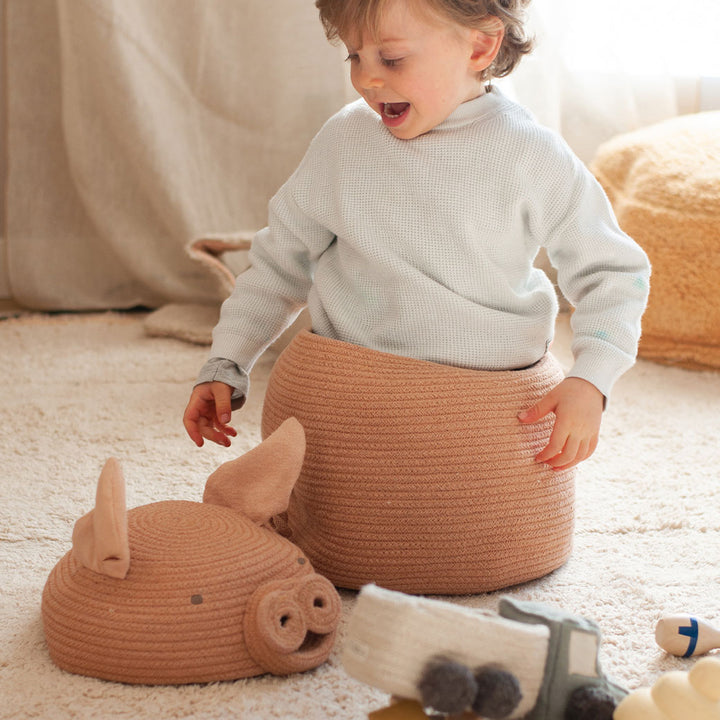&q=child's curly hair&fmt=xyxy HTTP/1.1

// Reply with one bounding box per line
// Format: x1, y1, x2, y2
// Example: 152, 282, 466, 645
316, 0, 534, 80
